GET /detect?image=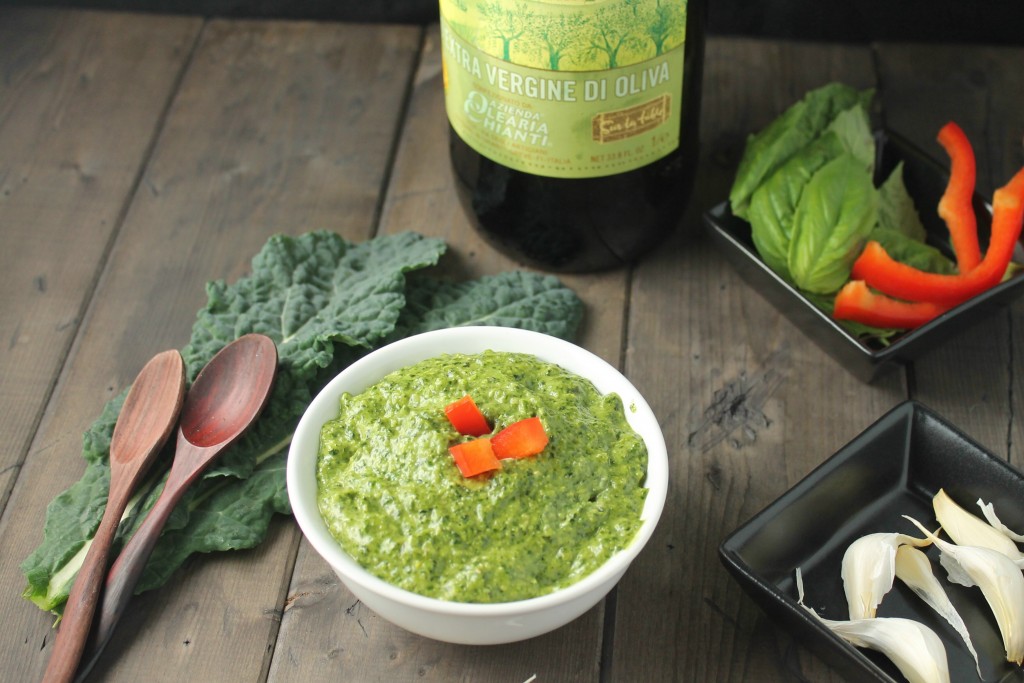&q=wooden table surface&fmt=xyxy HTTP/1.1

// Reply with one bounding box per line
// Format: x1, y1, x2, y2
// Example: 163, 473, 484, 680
1, 7, 1022, 682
